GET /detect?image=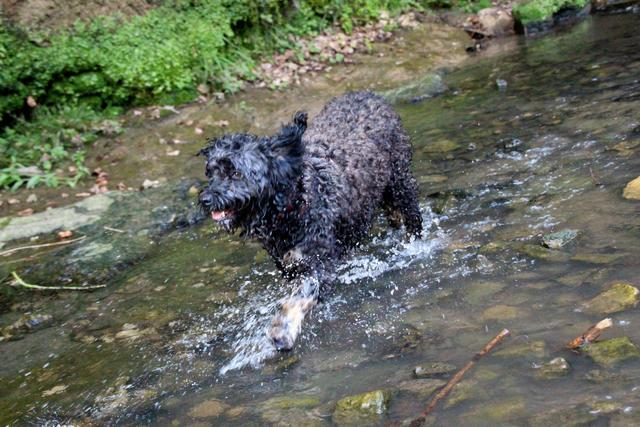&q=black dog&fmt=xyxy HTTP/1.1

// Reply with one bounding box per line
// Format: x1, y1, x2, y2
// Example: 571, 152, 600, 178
198, 91, 422, 350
